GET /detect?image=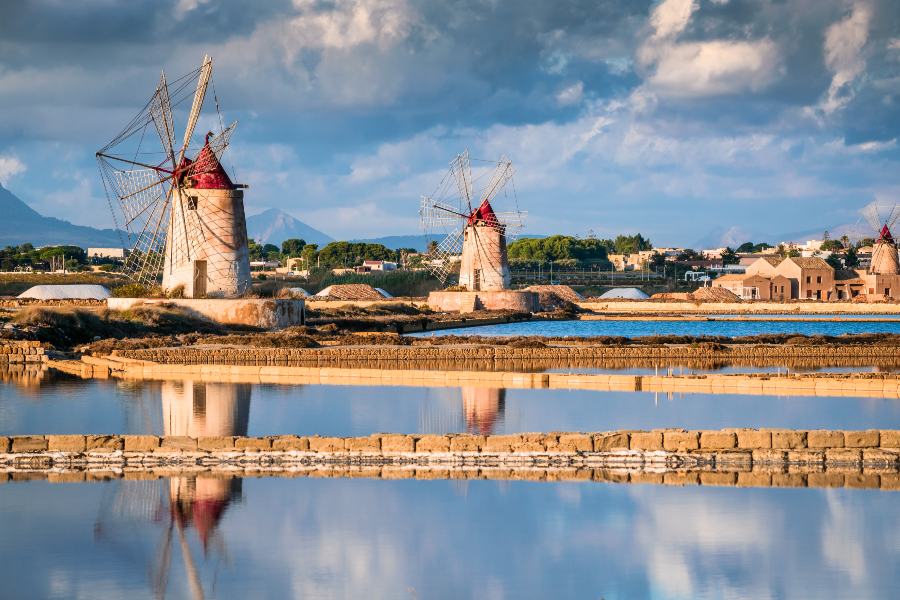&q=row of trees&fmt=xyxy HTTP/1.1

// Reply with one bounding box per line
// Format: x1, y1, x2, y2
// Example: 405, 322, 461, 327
506, 233, 652, 266
250, 238, 419, 269
0, 243, 87, 272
